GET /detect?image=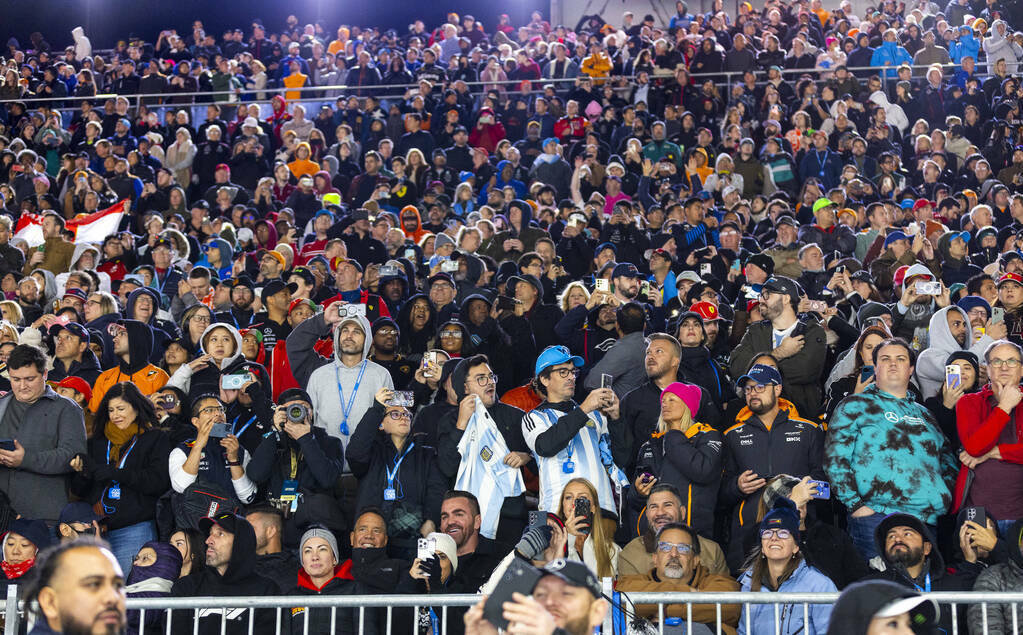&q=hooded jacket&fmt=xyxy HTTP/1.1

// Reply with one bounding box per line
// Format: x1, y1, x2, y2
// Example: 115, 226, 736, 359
126, 287, 177, 363
969, 519, 1023, 633
870, 39, 912, 77
167, 323, 271, 401
915, 306, 991, 398
55, 244, 110, 295
825, 384, 957, 525
554, 304, 619, 368
950, 27, 981, 64
983, 21, 1022, 74
868, 90, 909, 133
866, 516, 975, 634
89, 320, 169, 412
483, 200, 550, 263
937, 233, 983, 287
171, 518, 279, 635
194, 237, 234, 281
287, 313, 393, 463
398, 205, 429, 243
48, 347, 102, 386
287, 564, 358, 635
